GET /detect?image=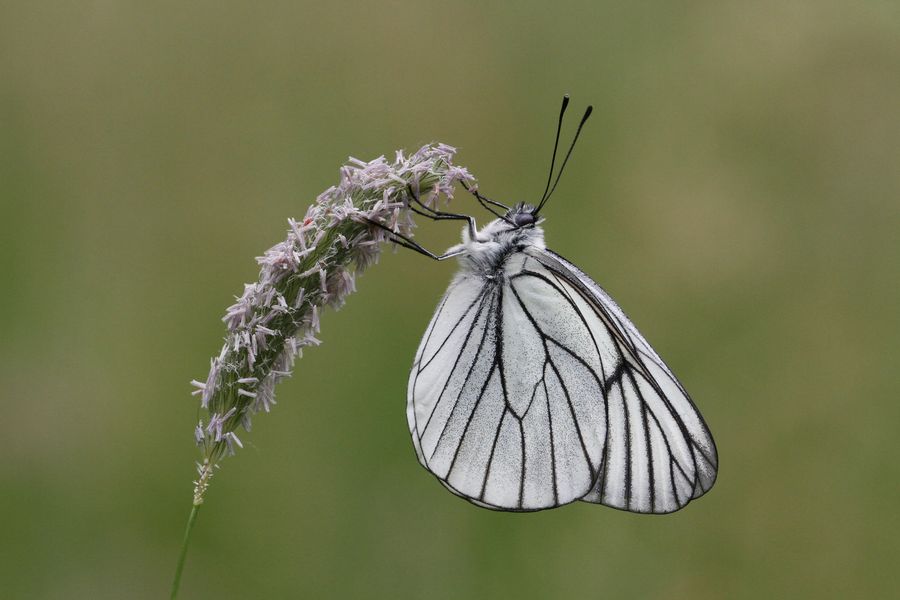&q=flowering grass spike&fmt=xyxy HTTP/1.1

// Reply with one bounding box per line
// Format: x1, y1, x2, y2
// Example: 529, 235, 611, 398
188, 143, 474, 505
